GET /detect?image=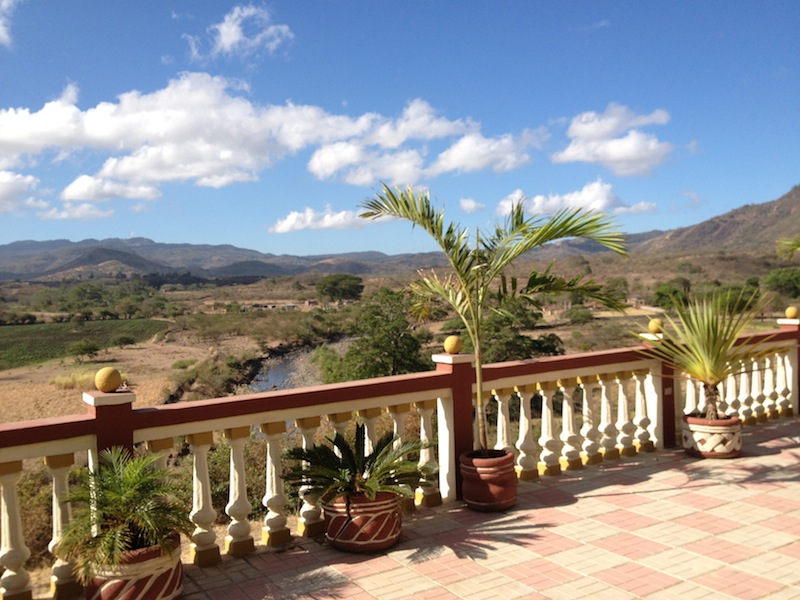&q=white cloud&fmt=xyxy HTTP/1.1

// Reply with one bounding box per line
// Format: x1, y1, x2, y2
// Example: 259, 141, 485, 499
0, 170, 38, 212
0, 0, 22, 48
61, 175, 161, 202
38, 202, 114, 220
0, 72, 551, 217
551, 103, 672, 175
185, 5, 293, 61
496, 179, 655, 216
428, 128, 547, 176
365, 99, 475, 148
460, 197, 485, 214
269, 205, 363, 233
